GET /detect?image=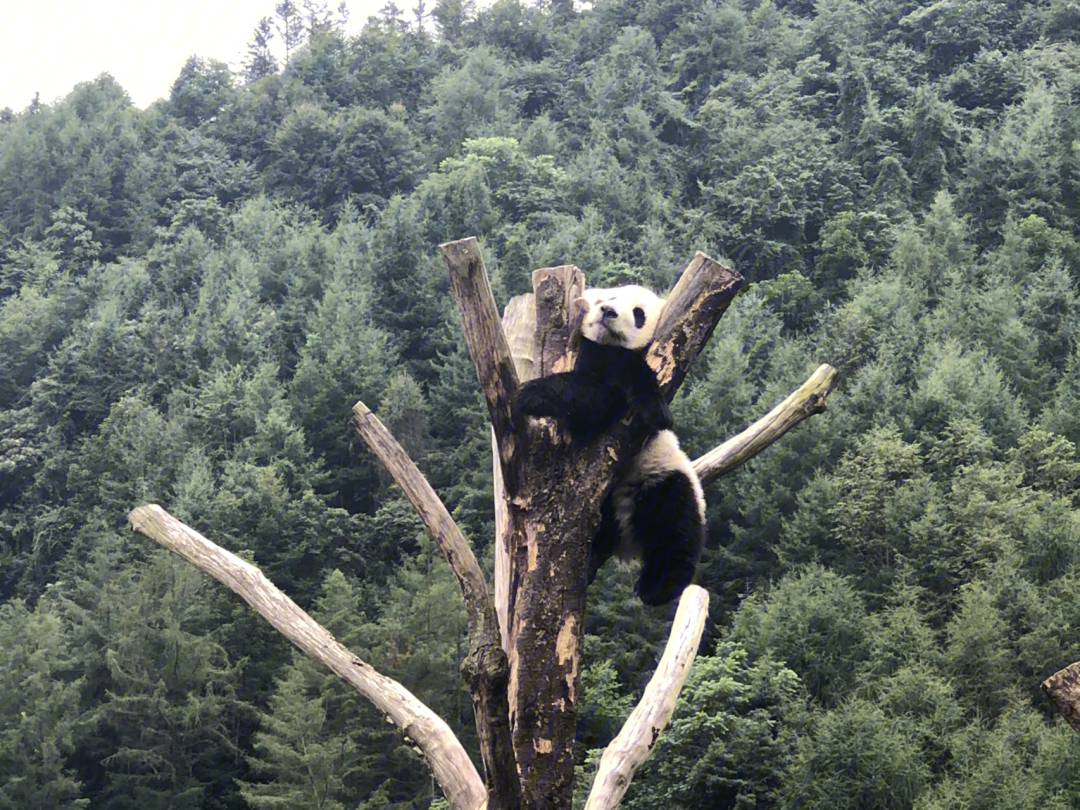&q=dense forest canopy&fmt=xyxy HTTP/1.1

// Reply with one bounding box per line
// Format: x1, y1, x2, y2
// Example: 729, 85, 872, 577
1, 0, 1080, 807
